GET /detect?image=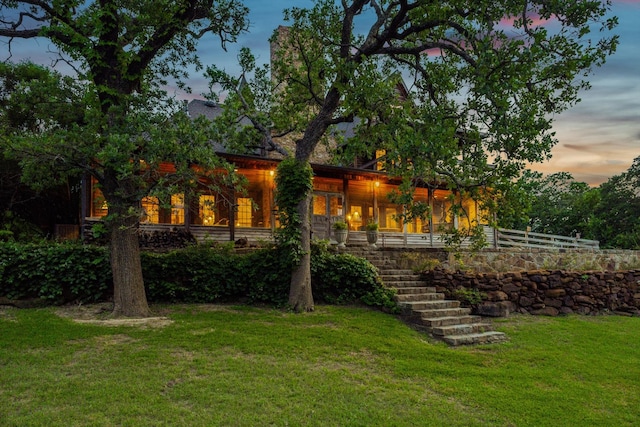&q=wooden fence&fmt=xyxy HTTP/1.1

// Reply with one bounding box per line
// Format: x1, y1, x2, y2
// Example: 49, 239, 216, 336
496, 228, 599, 250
